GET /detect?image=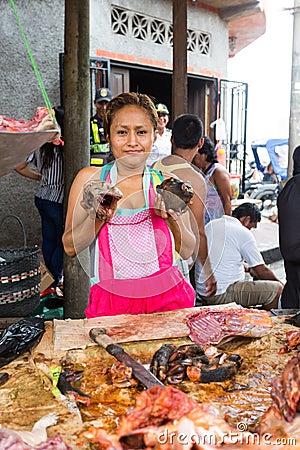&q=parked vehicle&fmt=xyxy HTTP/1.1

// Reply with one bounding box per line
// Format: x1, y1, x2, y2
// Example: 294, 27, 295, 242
244, 139, 288, 212
251, 139, 288, 180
